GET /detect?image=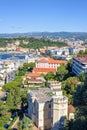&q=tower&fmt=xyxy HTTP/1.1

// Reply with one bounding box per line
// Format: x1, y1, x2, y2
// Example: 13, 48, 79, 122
51, 95, 68, 129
